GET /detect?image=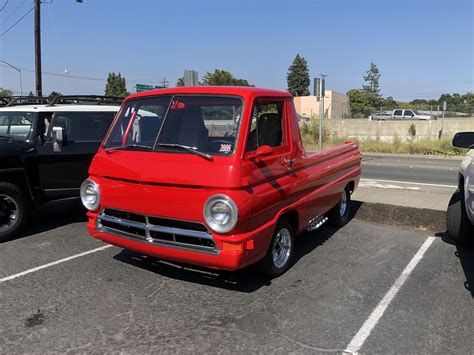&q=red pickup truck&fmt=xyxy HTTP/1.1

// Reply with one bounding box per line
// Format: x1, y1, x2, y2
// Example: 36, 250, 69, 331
82, 87, 361, 277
